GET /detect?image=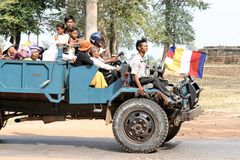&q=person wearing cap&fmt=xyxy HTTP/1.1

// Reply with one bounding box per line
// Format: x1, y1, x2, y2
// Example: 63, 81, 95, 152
90, 32, 118, 63
15, 46, 31, 60
23, 45, 41, 61
72, 40, 107, 88
30, 49, 40, 61
89, 45, 120, 85
73, 40, 93, 67
2, 41, 17, 60
89, 45, 120, 72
